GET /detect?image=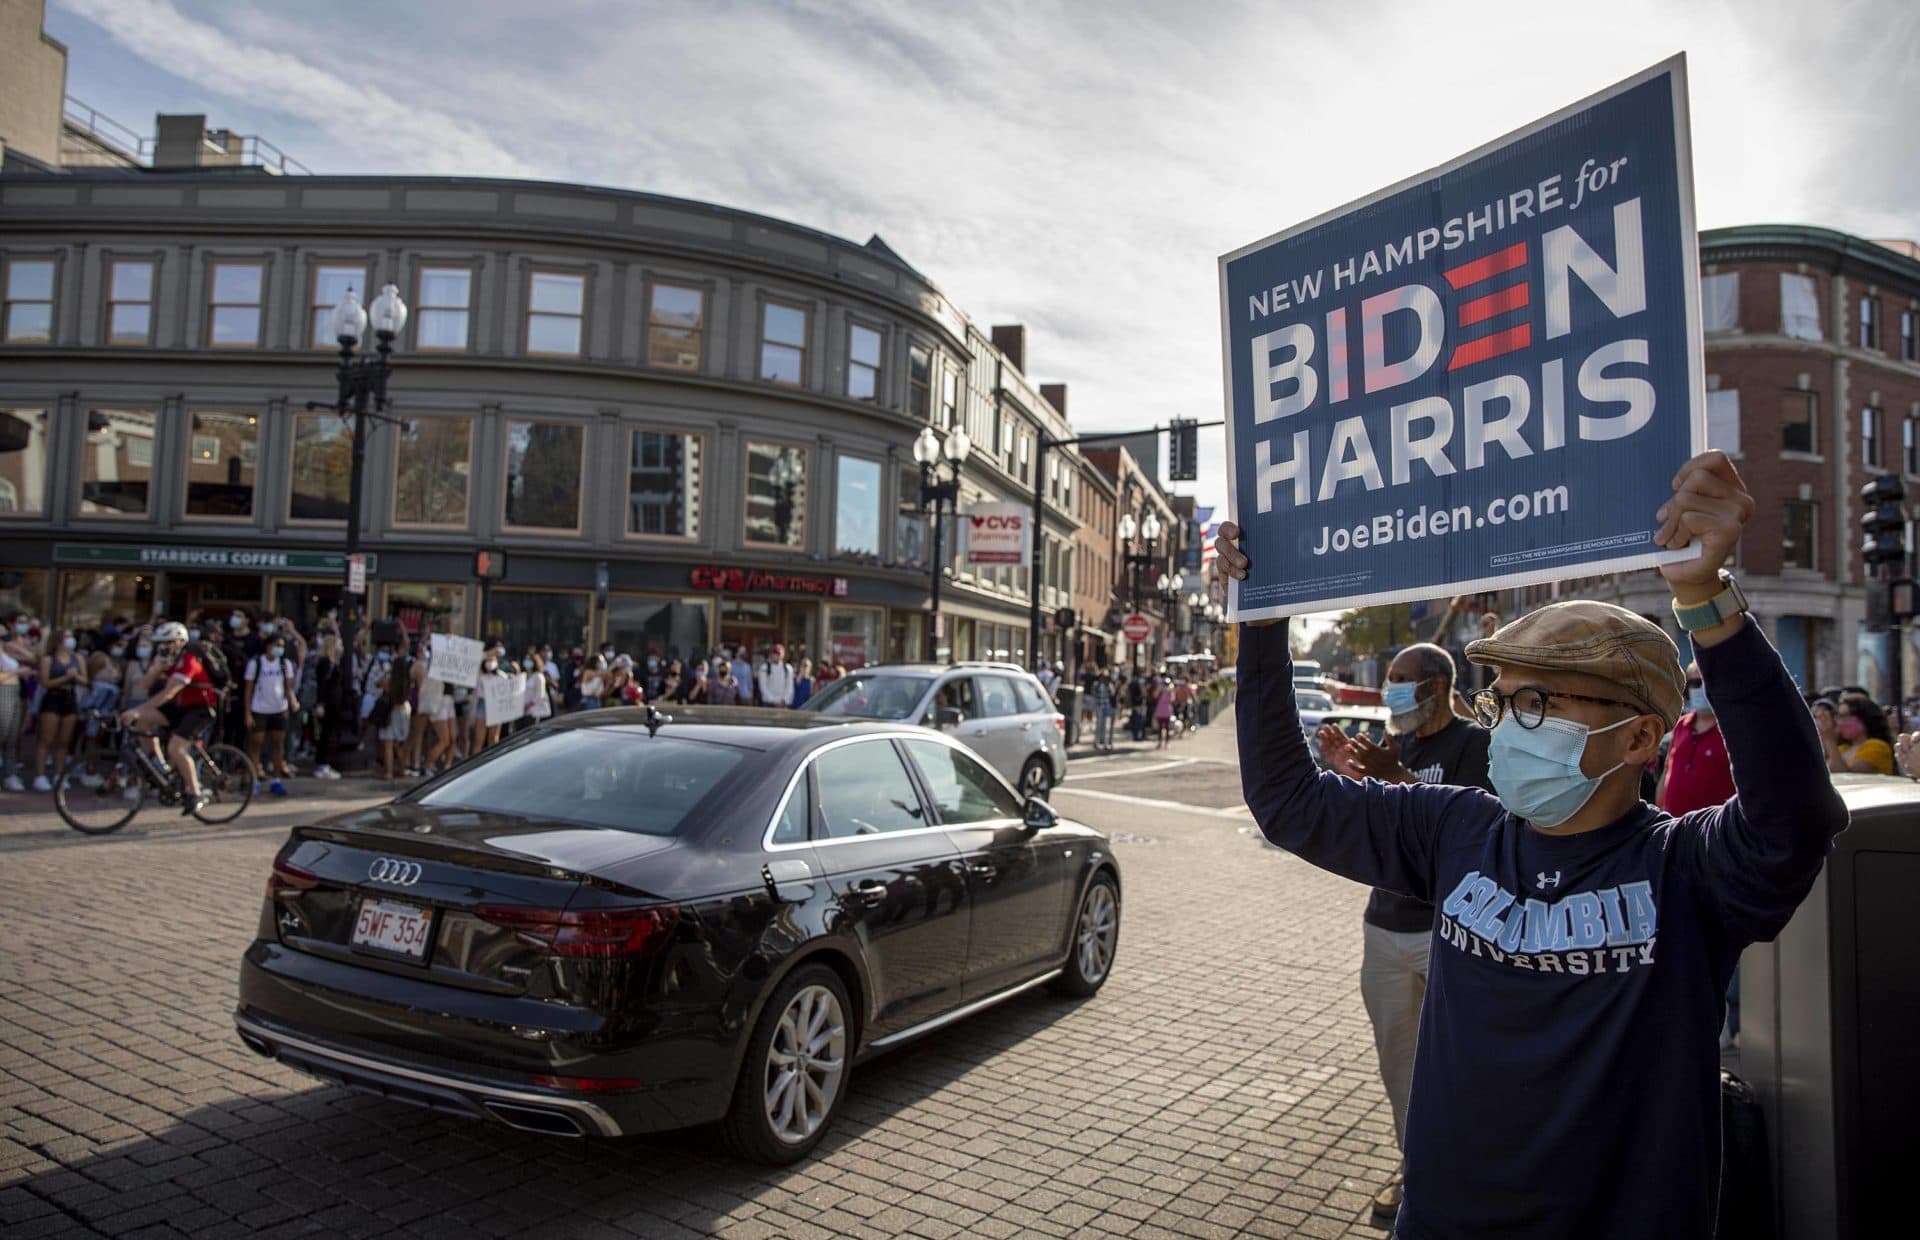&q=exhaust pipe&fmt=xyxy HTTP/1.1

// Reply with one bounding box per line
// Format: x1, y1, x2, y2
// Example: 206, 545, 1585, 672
483, 1101, 586, 1137
238, 1031, 273, 1058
